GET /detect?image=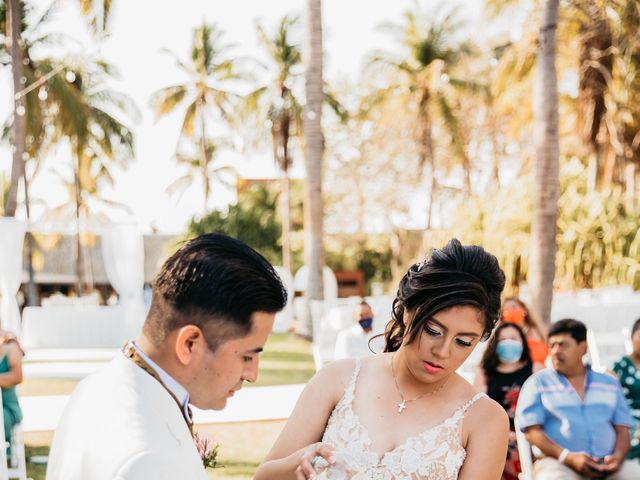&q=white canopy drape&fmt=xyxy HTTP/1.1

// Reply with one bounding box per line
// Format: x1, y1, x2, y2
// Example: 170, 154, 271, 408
101, 223, 144, 302
101, 223, 145, 337
273, 267, 294, 332
293, 265, 338, 301
0, 218, 26, 334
